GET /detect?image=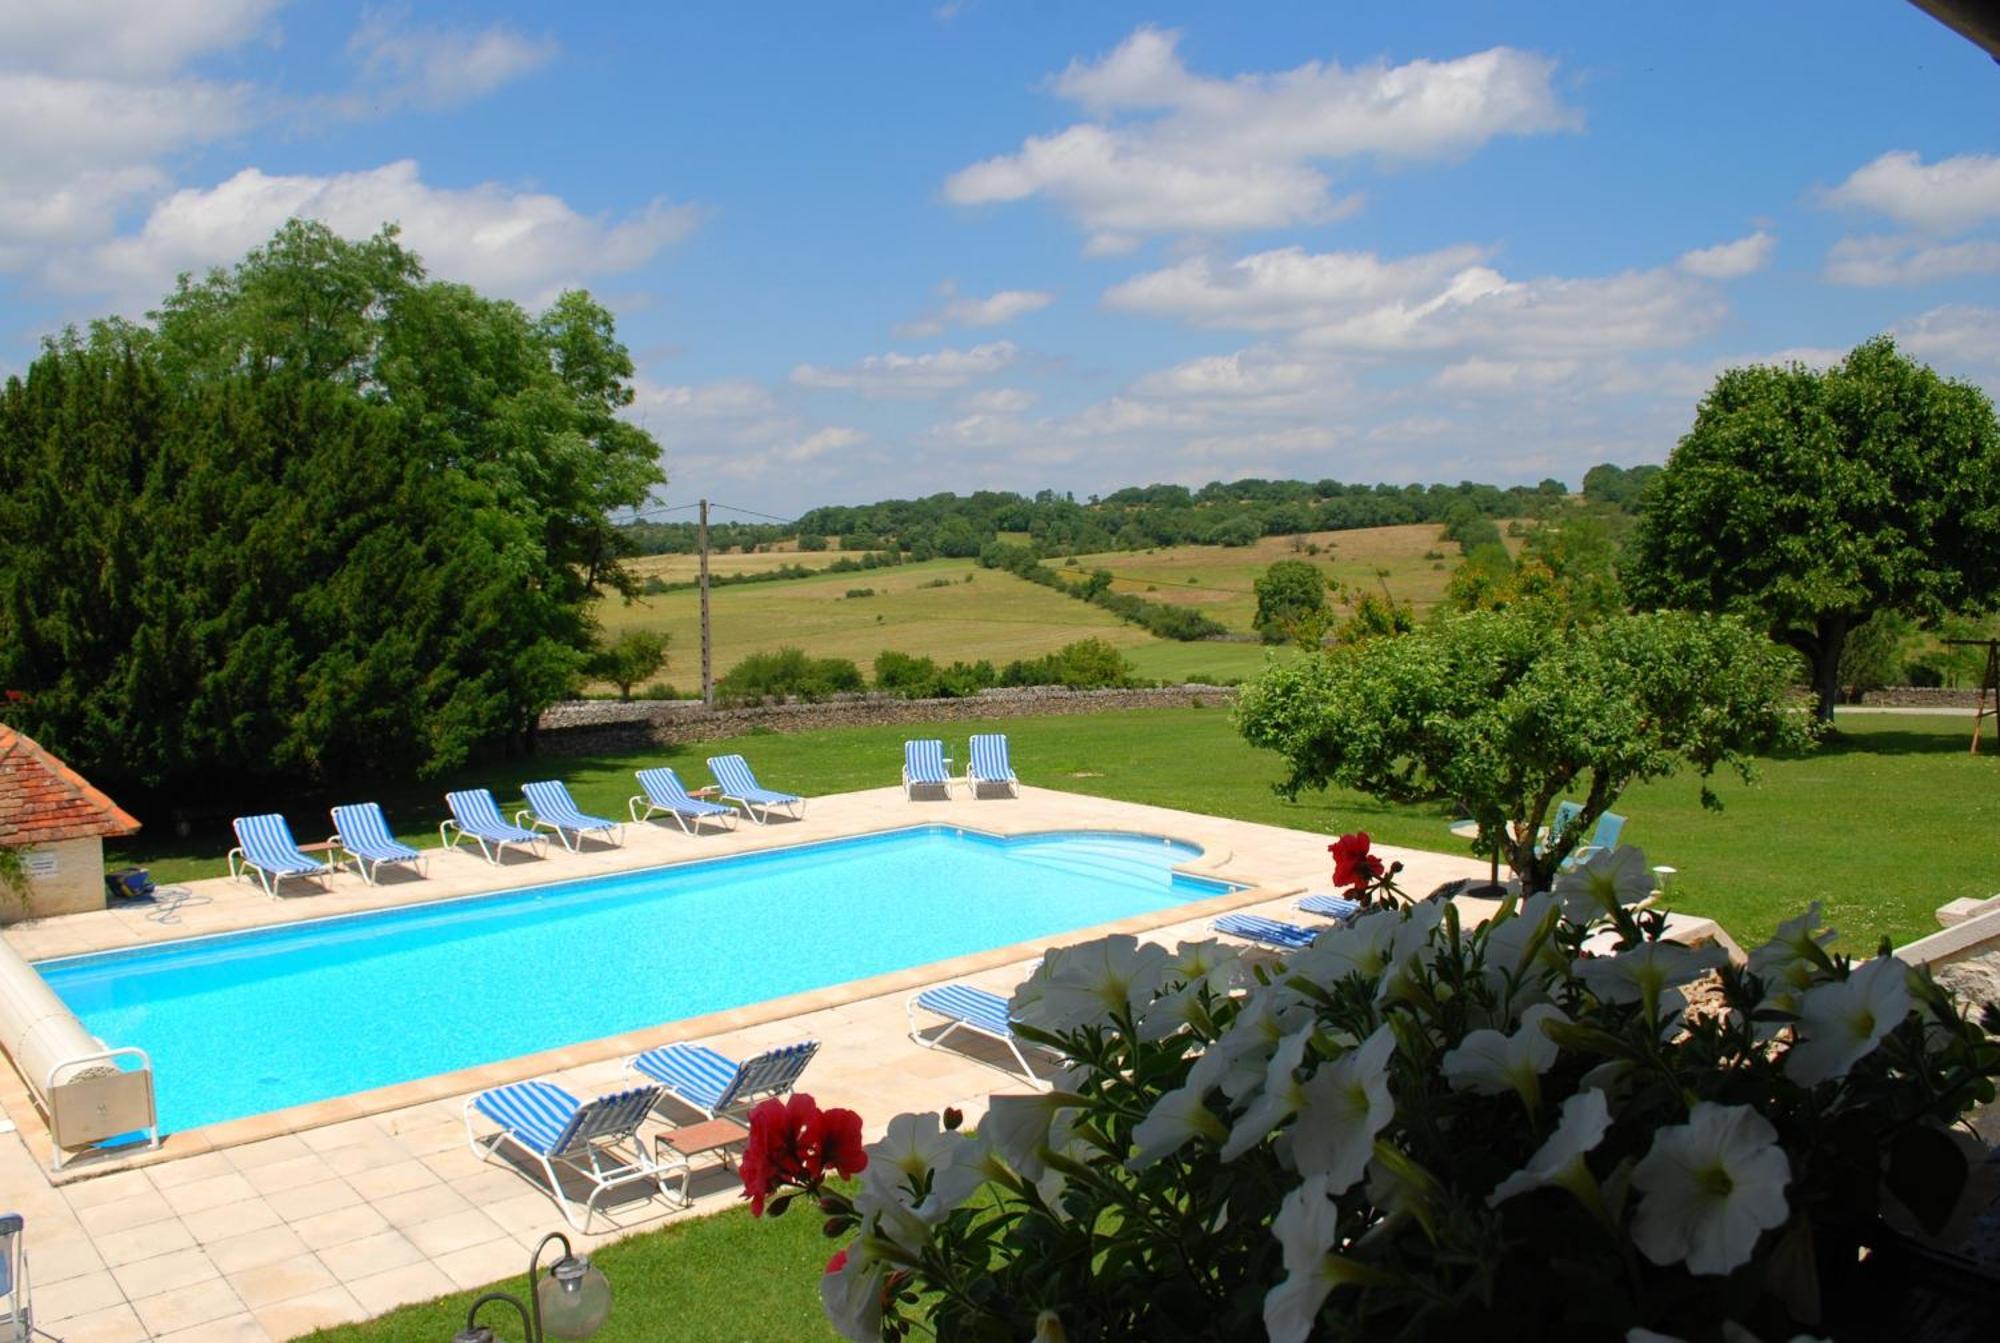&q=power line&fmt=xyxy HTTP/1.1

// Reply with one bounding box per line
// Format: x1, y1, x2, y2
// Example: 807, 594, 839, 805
707, 501, 797, 526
